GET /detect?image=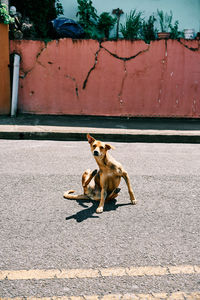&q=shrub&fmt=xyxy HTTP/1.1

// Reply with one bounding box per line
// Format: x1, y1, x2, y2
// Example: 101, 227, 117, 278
157, 9, 172, 32
0, 3, 14, 24
142, 15, 157, 43
170, 20, 181, 39
76, 0, 98, 38
120, 10, 143, 40
10, 0, 63, 38
97, 12, 116, 39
